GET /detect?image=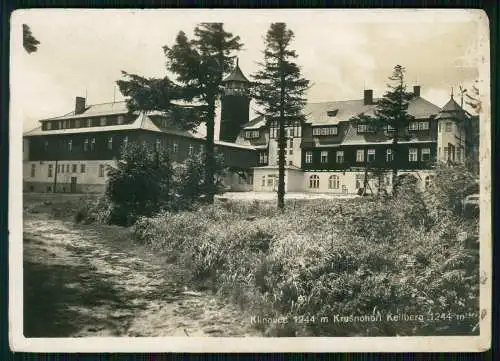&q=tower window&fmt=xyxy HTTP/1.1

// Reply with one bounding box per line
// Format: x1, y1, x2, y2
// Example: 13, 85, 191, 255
30, 164, 36, 177
48, 164, 53, 178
